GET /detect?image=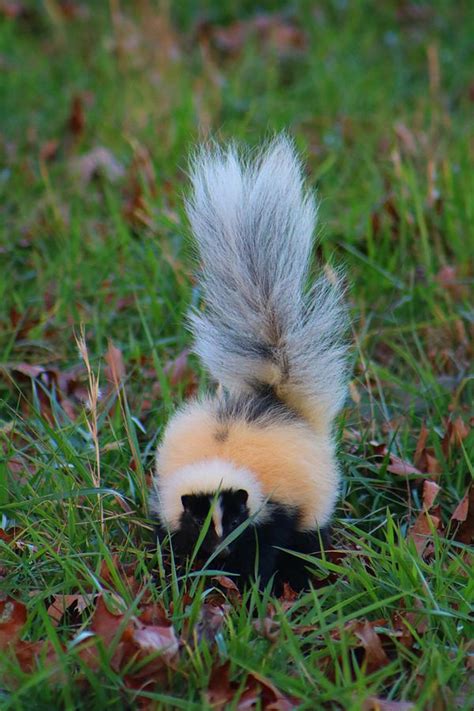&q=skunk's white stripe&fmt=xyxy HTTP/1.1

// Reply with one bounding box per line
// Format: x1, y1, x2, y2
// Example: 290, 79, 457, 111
212, 497, 224, 538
